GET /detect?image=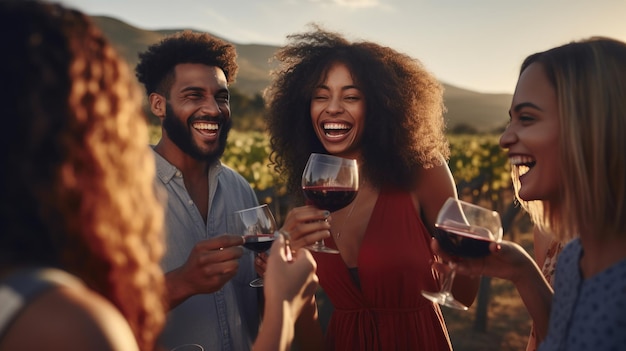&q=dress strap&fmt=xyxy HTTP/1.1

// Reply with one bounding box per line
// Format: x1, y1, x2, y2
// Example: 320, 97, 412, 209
0, 268, 83, 340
